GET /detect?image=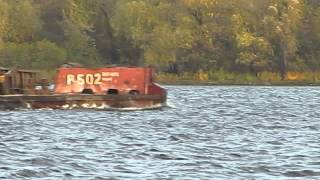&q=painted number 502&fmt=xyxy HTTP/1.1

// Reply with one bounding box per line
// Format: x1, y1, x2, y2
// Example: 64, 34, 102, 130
66, 73, 102, 85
